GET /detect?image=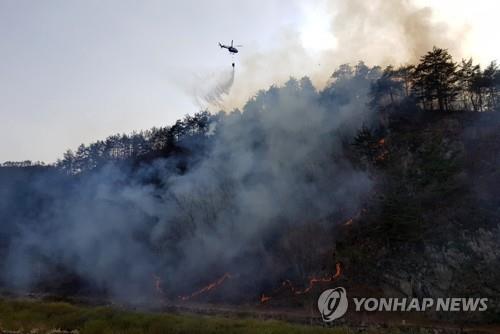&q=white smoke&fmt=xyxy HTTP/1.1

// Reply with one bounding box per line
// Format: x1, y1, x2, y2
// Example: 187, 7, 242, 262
0, 73, 375, 302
